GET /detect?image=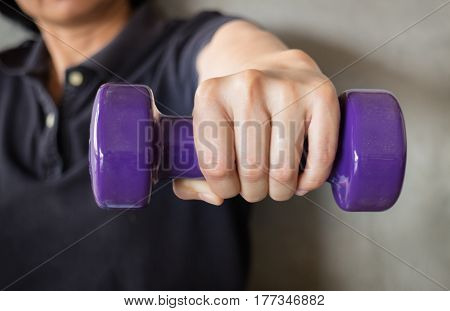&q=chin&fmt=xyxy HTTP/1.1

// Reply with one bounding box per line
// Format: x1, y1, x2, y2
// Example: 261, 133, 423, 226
17, 0, 124, 26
